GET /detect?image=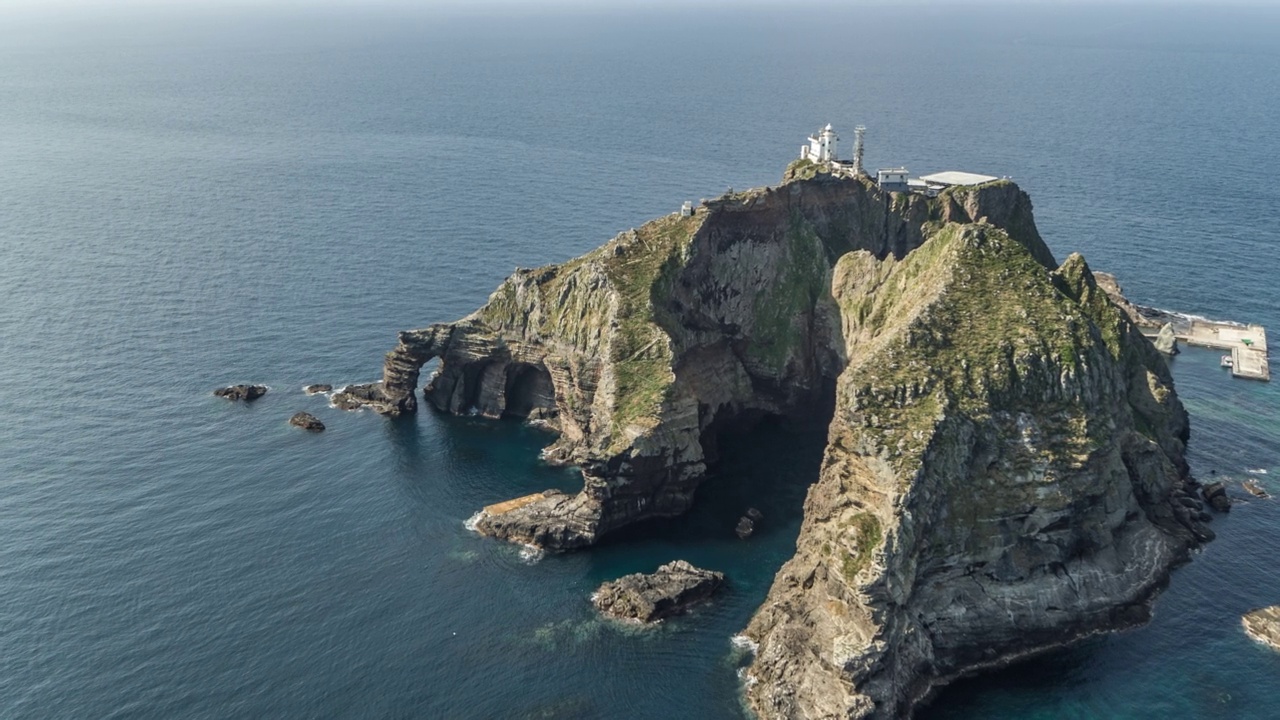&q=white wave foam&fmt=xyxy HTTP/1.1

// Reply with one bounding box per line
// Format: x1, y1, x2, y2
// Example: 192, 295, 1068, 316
1247, 468, 1269, 475
519, 544, 545, 564
1148, 307, 1246, 328
463, 511, 486, 533
730, 634, 759, 655
736, 667, 758, 687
